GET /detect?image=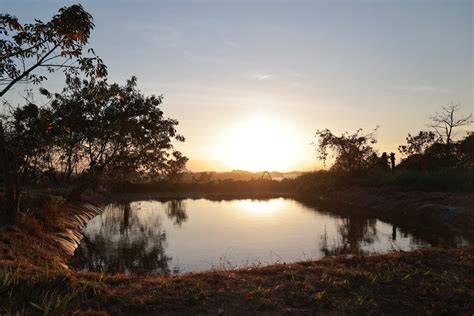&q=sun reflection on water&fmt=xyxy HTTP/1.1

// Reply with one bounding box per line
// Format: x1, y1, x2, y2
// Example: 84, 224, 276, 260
232, 198, 286, 216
